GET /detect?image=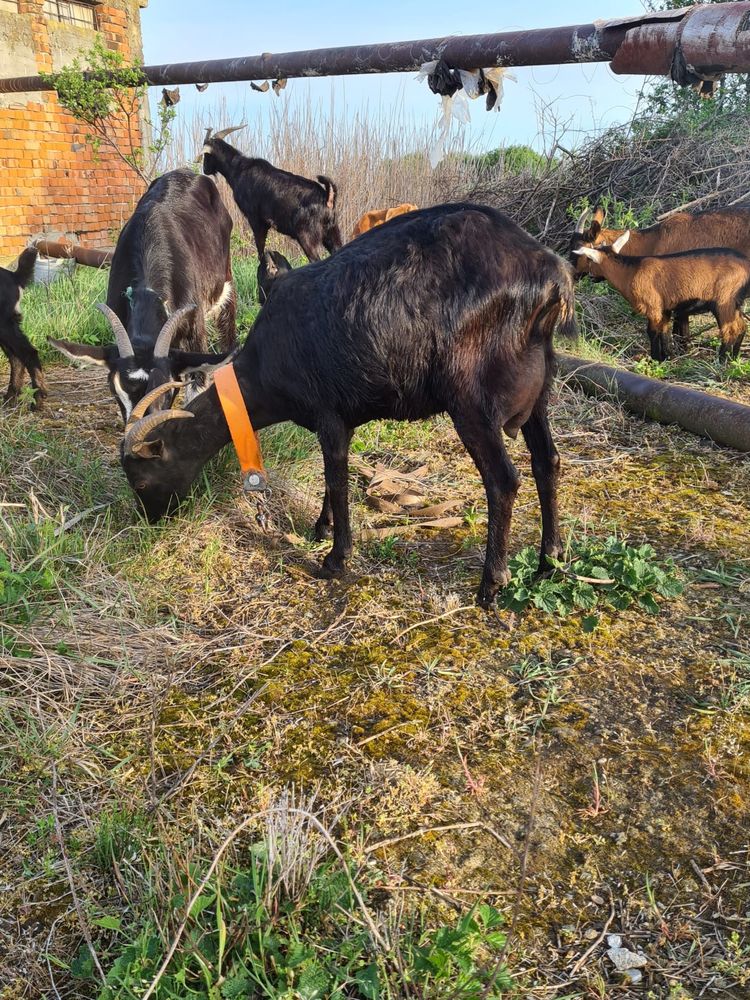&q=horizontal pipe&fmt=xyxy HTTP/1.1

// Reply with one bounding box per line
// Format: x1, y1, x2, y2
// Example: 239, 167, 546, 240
34, 239, 113, 268
2, 4, 750, 94
558, 353, 750, 453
